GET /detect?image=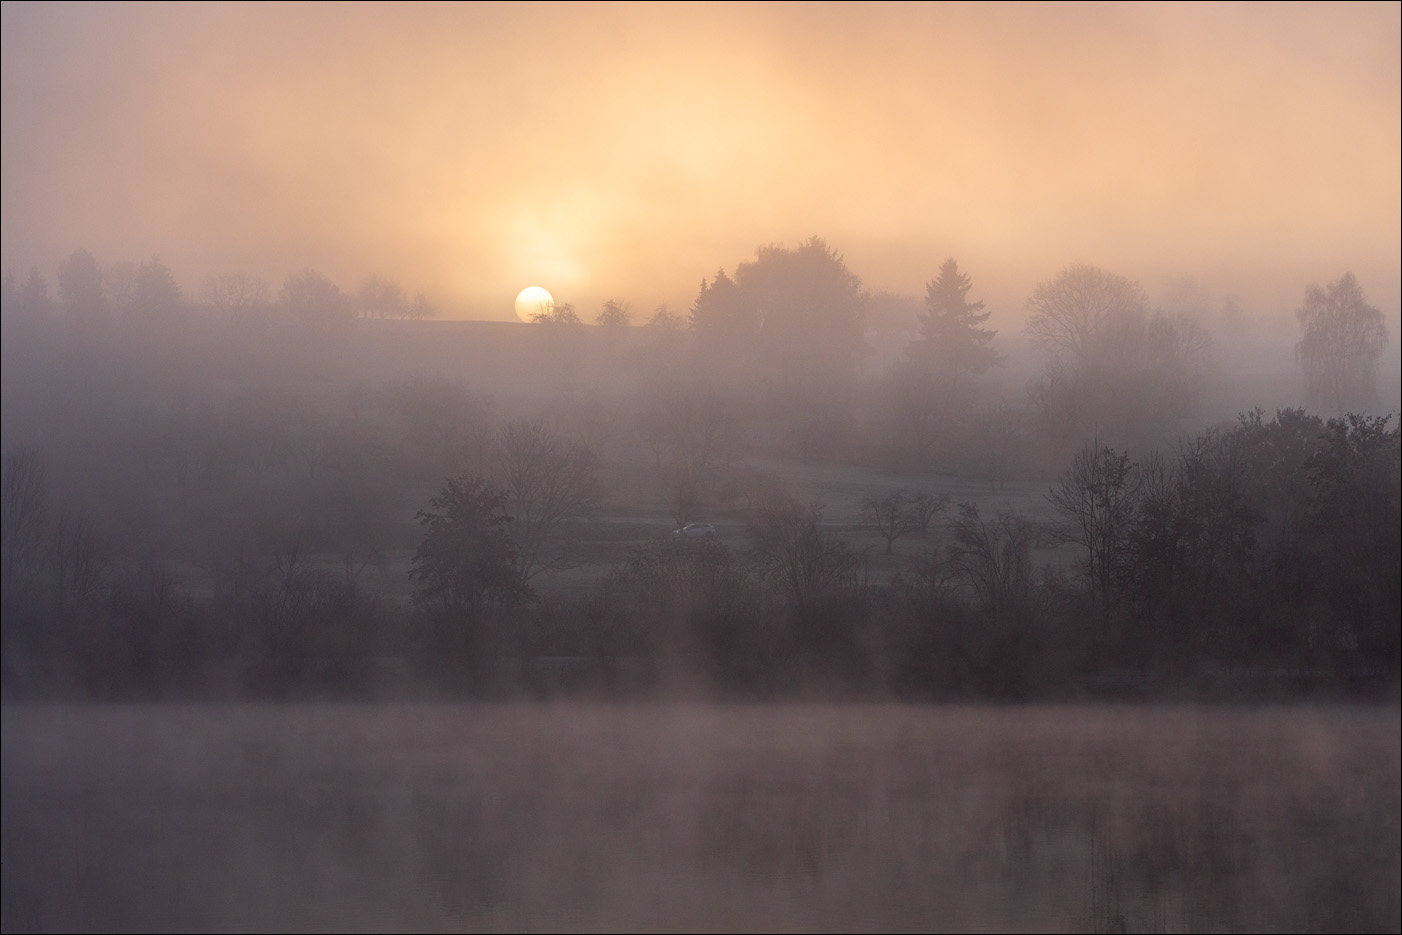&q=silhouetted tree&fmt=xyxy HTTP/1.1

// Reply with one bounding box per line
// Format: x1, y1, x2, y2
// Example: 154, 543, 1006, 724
279, 268, 352, 334
1170, 428, 1259, 618
1048, 439, 1140, 607
1230, 408, 1326, 560
595, 299, 631, 328
907, 258, 1002, 391
1027, 263, 1148, 362
1295, 273, 1387, 414
530, 301, 581, 325
948, 503, 1033, 617
1304, 412, 1401, 671
404, 292, 435, 320
689, 238, 866, 395
733, 236, 867, 394
1026, 263, 1209, 448
690, 269, 754, 380
645, 304, 685, 331
410, 475, 526, 613
861, 491, 915, 554
1117, 427, 1260, 663
356, 275, 405, 319
747, 498, 864, 602
202, 271, 272, 323
131, 256, 182, 325
908, 492, 951, 537
353, 276, 433, 319
492, 419, 602, 580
